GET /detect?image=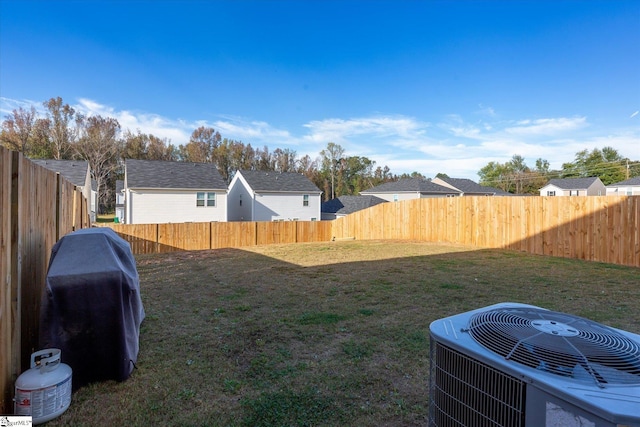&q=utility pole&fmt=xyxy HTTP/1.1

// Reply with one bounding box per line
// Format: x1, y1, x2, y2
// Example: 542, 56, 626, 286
627, 159, 630, 179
